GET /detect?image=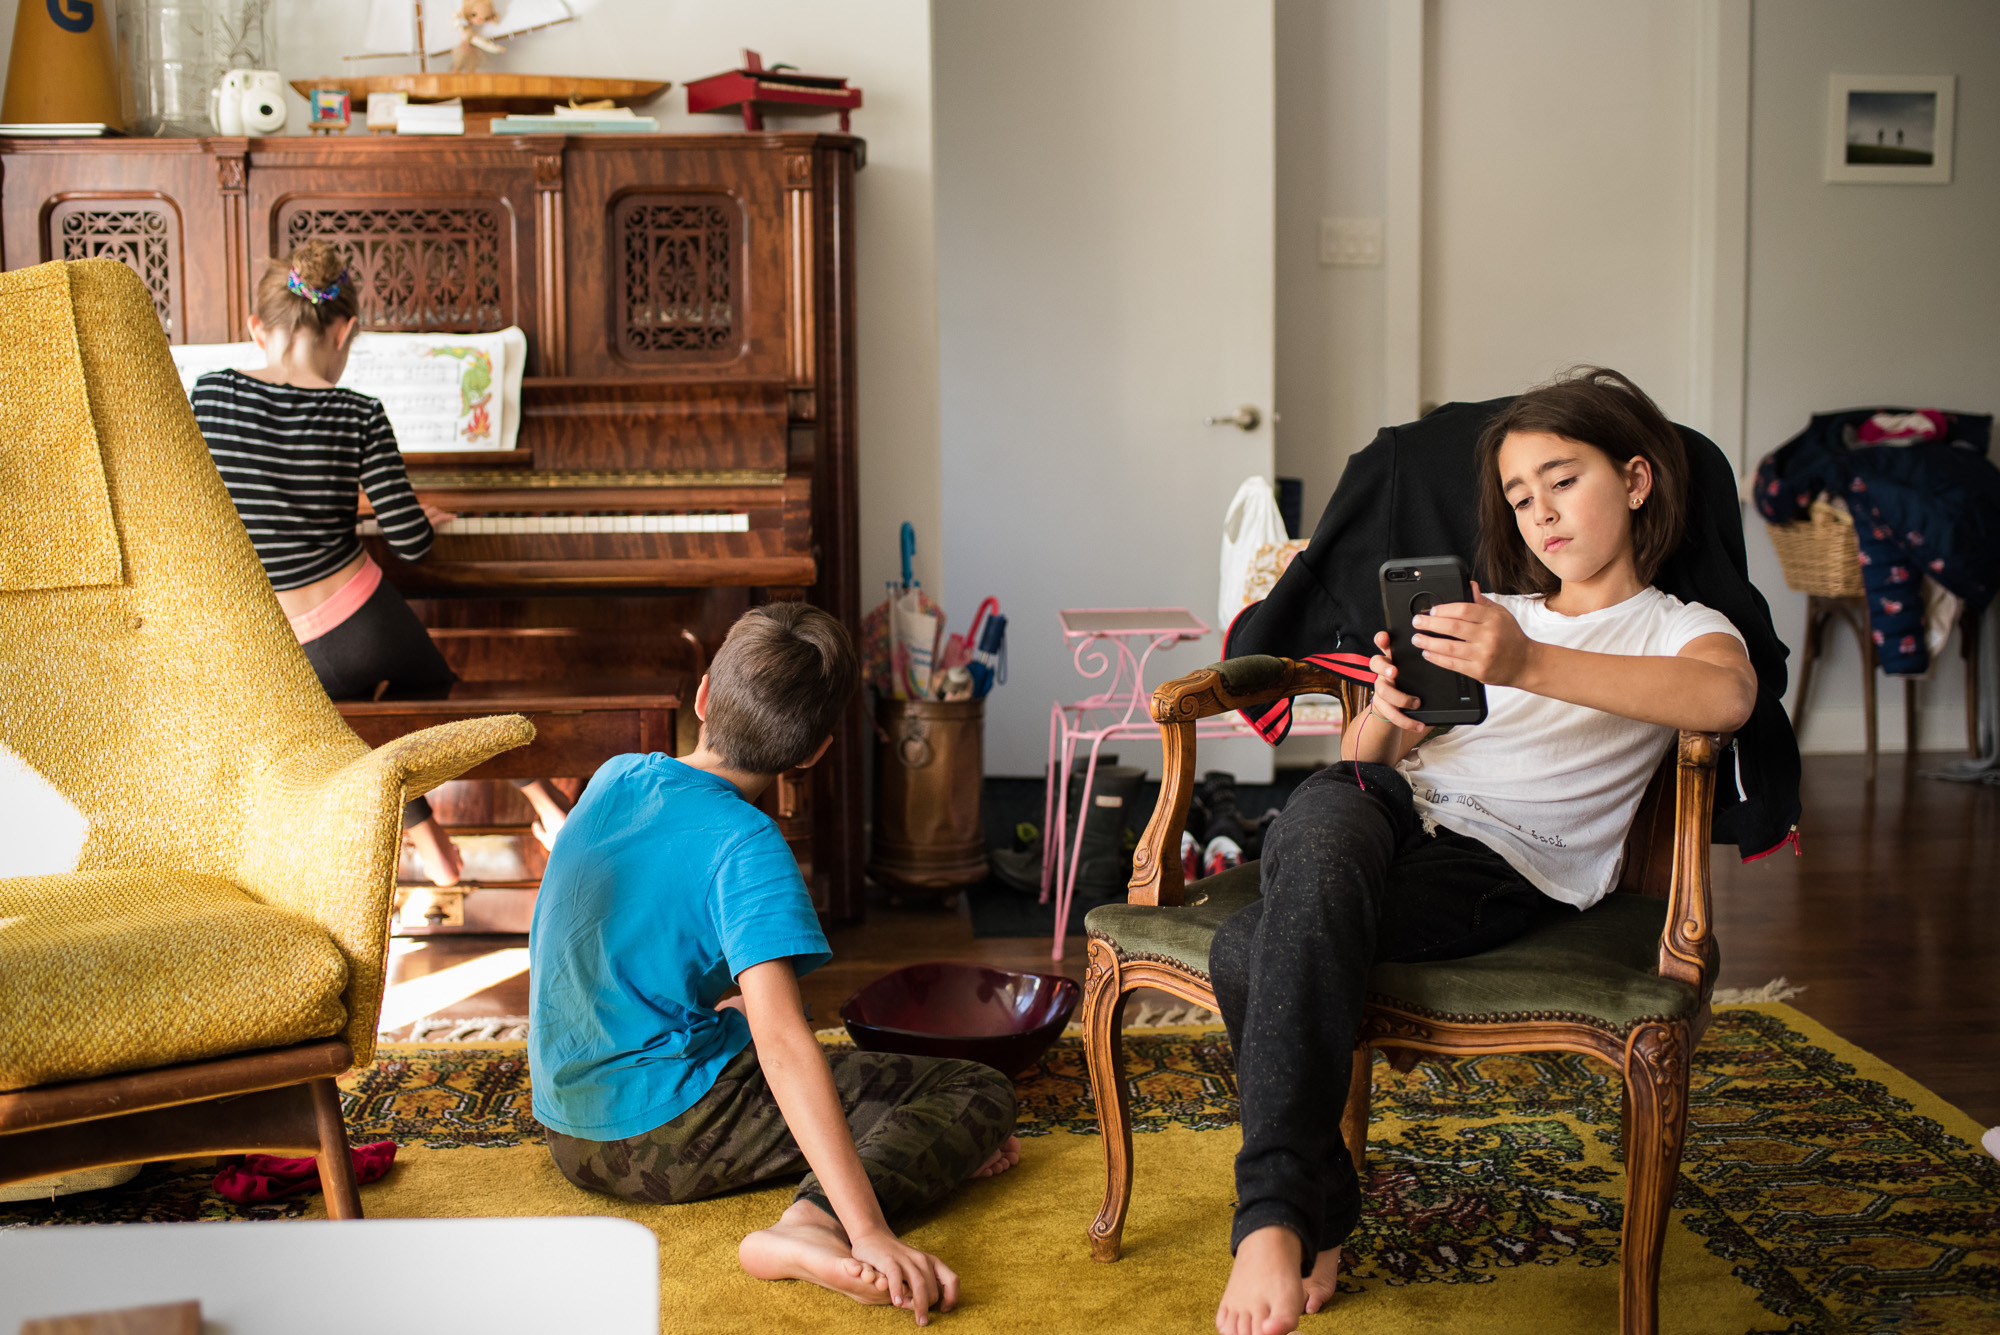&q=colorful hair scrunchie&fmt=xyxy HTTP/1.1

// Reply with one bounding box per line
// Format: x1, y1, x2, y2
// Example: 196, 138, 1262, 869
287, 267, 347, 305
